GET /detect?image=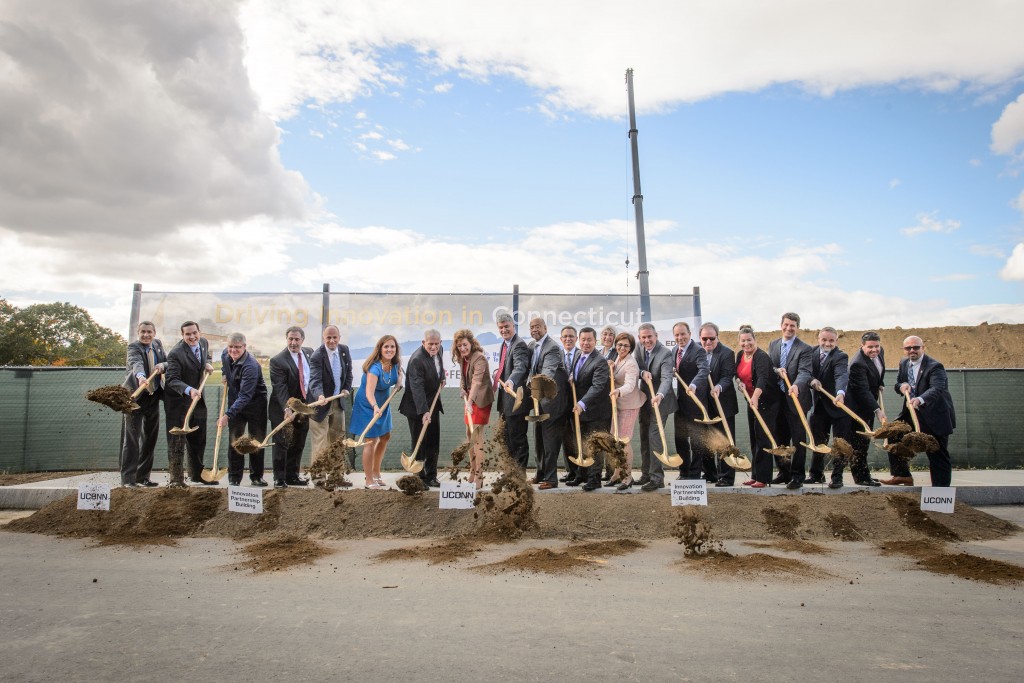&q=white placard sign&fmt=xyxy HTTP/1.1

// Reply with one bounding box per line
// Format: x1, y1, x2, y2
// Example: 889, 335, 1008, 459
920, 487, 956, 514
671, 479, 708, 507
228, 486, 264, 514
77, 483, 111, 511
438, 481, 477, 509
